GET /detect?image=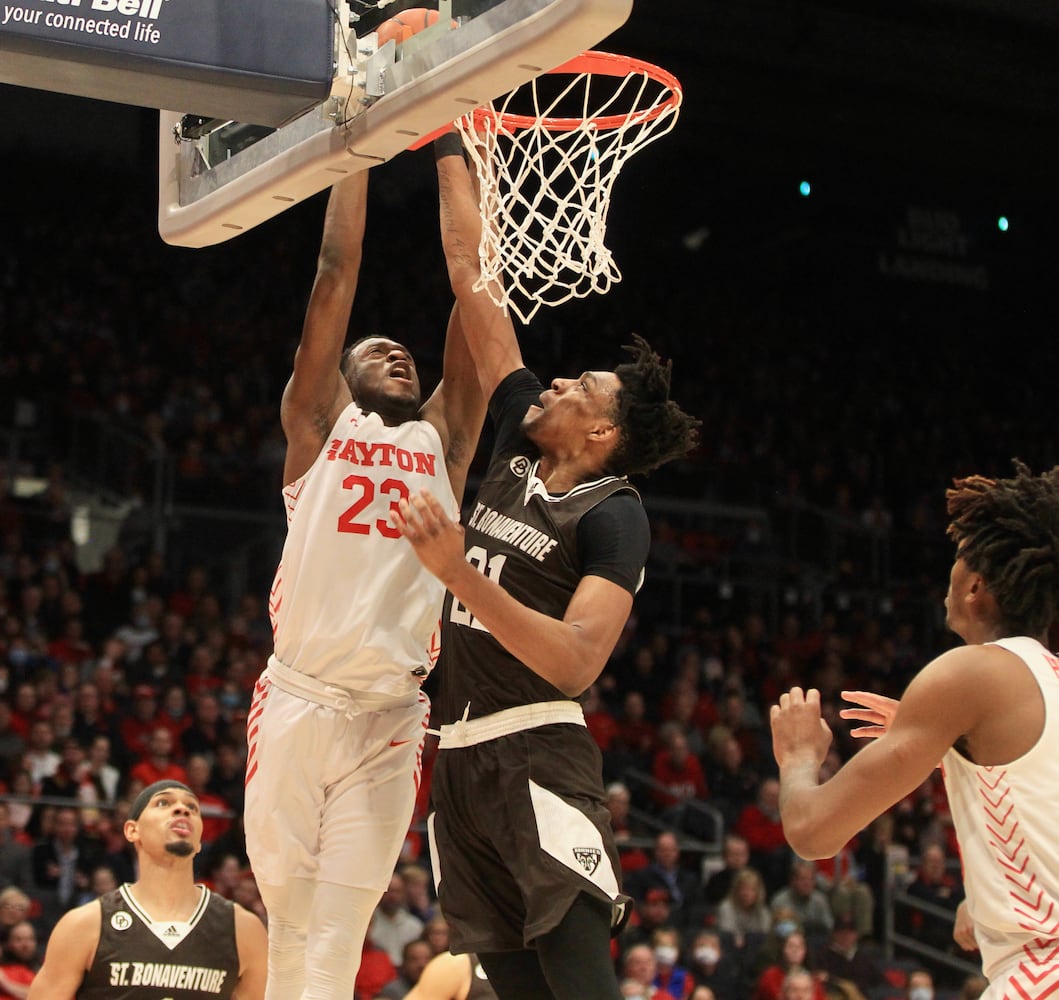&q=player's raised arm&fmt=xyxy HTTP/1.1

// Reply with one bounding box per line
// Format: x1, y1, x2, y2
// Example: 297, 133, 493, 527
280, 171, 367, 485
770, 646, 997, 859
434, 132, 523, 400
